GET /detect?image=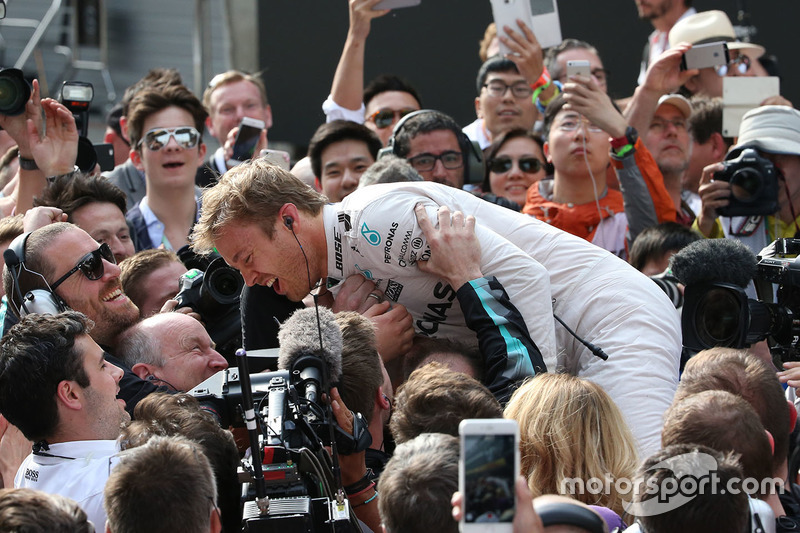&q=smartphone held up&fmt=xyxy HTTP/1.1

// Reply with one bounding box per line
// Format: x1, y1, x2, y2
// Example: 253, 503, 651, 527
459, 419, 520, 532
